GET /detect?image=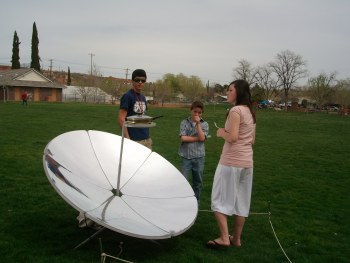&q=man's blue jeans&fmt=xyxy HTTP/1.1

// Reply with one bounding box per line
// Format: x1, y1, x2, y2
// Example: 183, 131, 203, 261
181, 157, 205, 206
